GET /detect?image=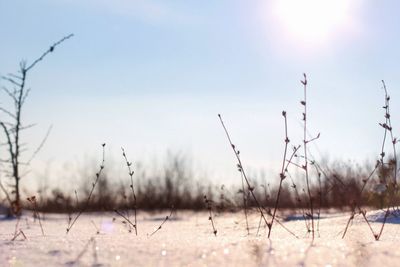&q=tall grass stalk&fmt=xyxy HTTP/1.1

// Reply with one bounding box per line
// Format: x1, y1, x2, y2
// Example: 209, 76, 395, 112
268, 111, 300, 238
121, 147, 138, 235
66, 144, 106, 233
218, 114, 269, 228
